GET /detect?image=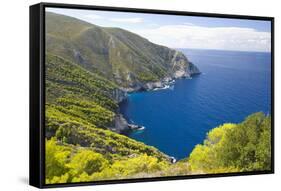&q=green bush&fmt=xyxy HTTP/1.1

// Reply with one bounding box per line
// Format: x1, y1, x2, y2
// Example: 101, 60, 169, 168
68, 150, 109, 175
188, 112, 271, 173
45, 139, 169, 183
45, 138, 71, 182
